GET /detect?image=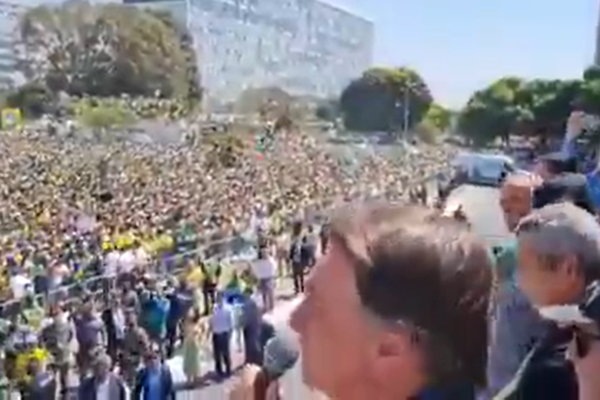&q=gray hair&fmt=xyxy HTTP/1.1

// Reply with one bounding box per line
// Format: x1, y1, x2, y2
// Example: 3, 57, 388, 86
515, 202, 600, 280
